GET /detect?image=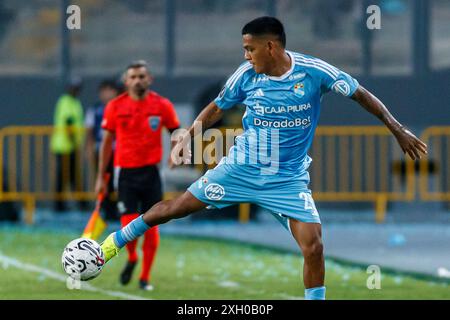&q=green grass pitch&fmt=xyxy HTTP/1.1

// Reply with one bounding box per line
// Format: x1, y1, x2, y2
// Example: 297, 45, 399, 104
0, 226, 448, 300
